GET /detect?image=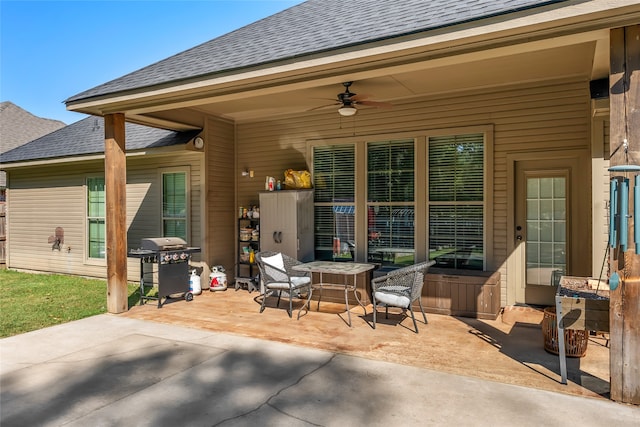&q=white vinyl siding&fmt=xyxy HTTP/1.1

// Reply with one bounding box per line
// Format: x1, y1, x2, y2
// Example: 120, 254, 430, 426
206, 117, 235, 275
6, 150, 203, 282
